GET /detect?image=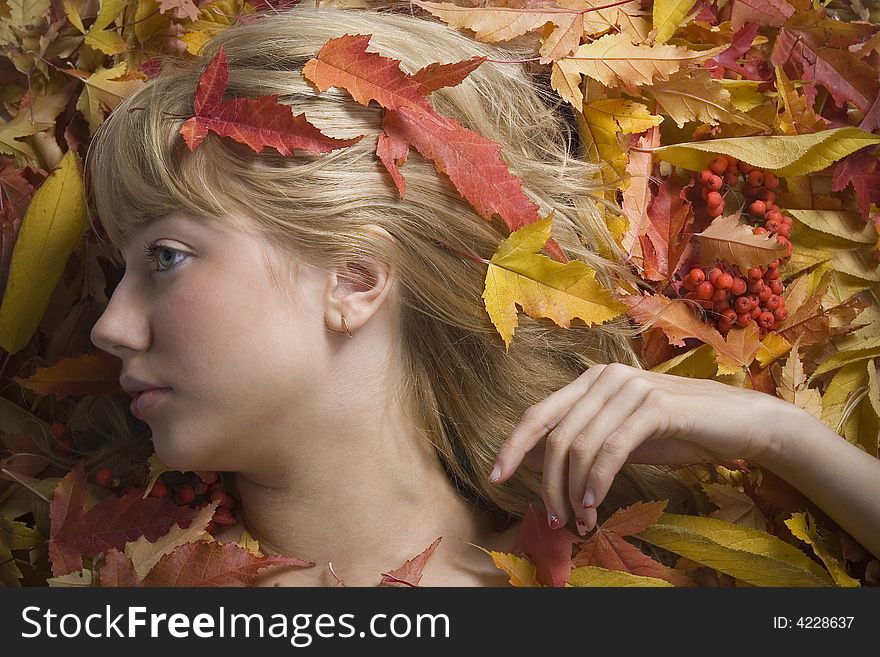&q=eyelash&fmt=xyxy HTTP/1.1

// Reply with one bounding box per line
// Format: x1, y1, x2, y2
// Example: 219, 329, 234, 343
142, 240, 187, 276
